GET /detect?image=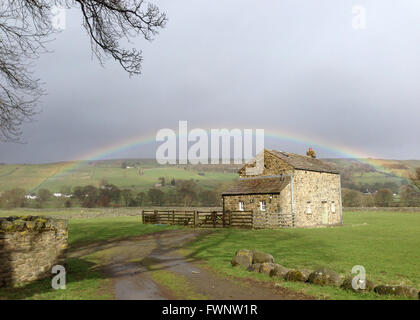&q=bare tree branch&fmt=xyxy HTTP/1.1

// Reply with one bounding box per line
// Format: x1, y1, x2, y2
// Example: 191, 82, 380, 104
0, 0, 166, 141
